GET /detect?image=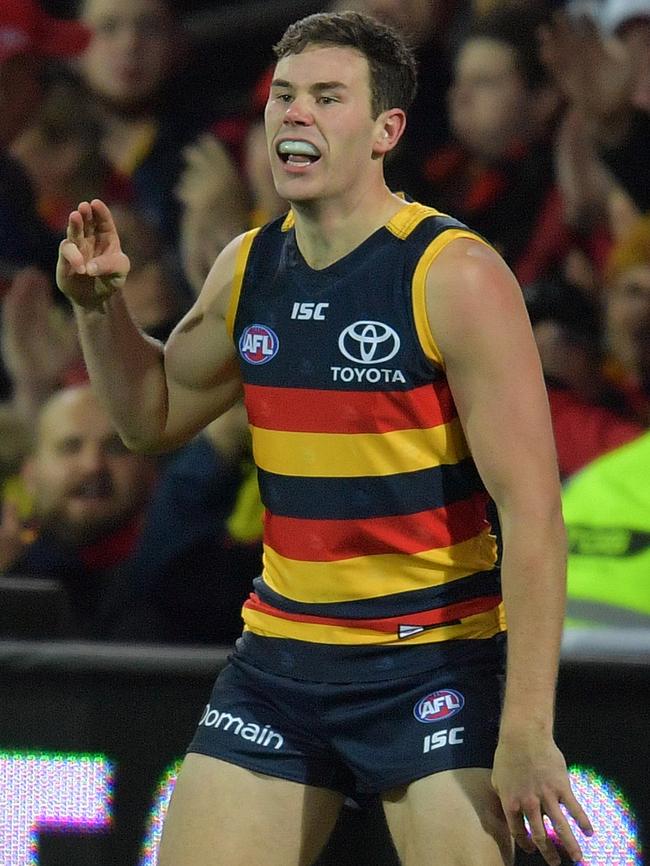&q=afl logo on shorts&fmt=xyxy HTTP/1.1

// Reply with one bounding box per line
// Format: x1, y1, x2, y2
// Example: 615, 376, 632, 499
239, 324, 279, 365
414, 689, 465, 723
